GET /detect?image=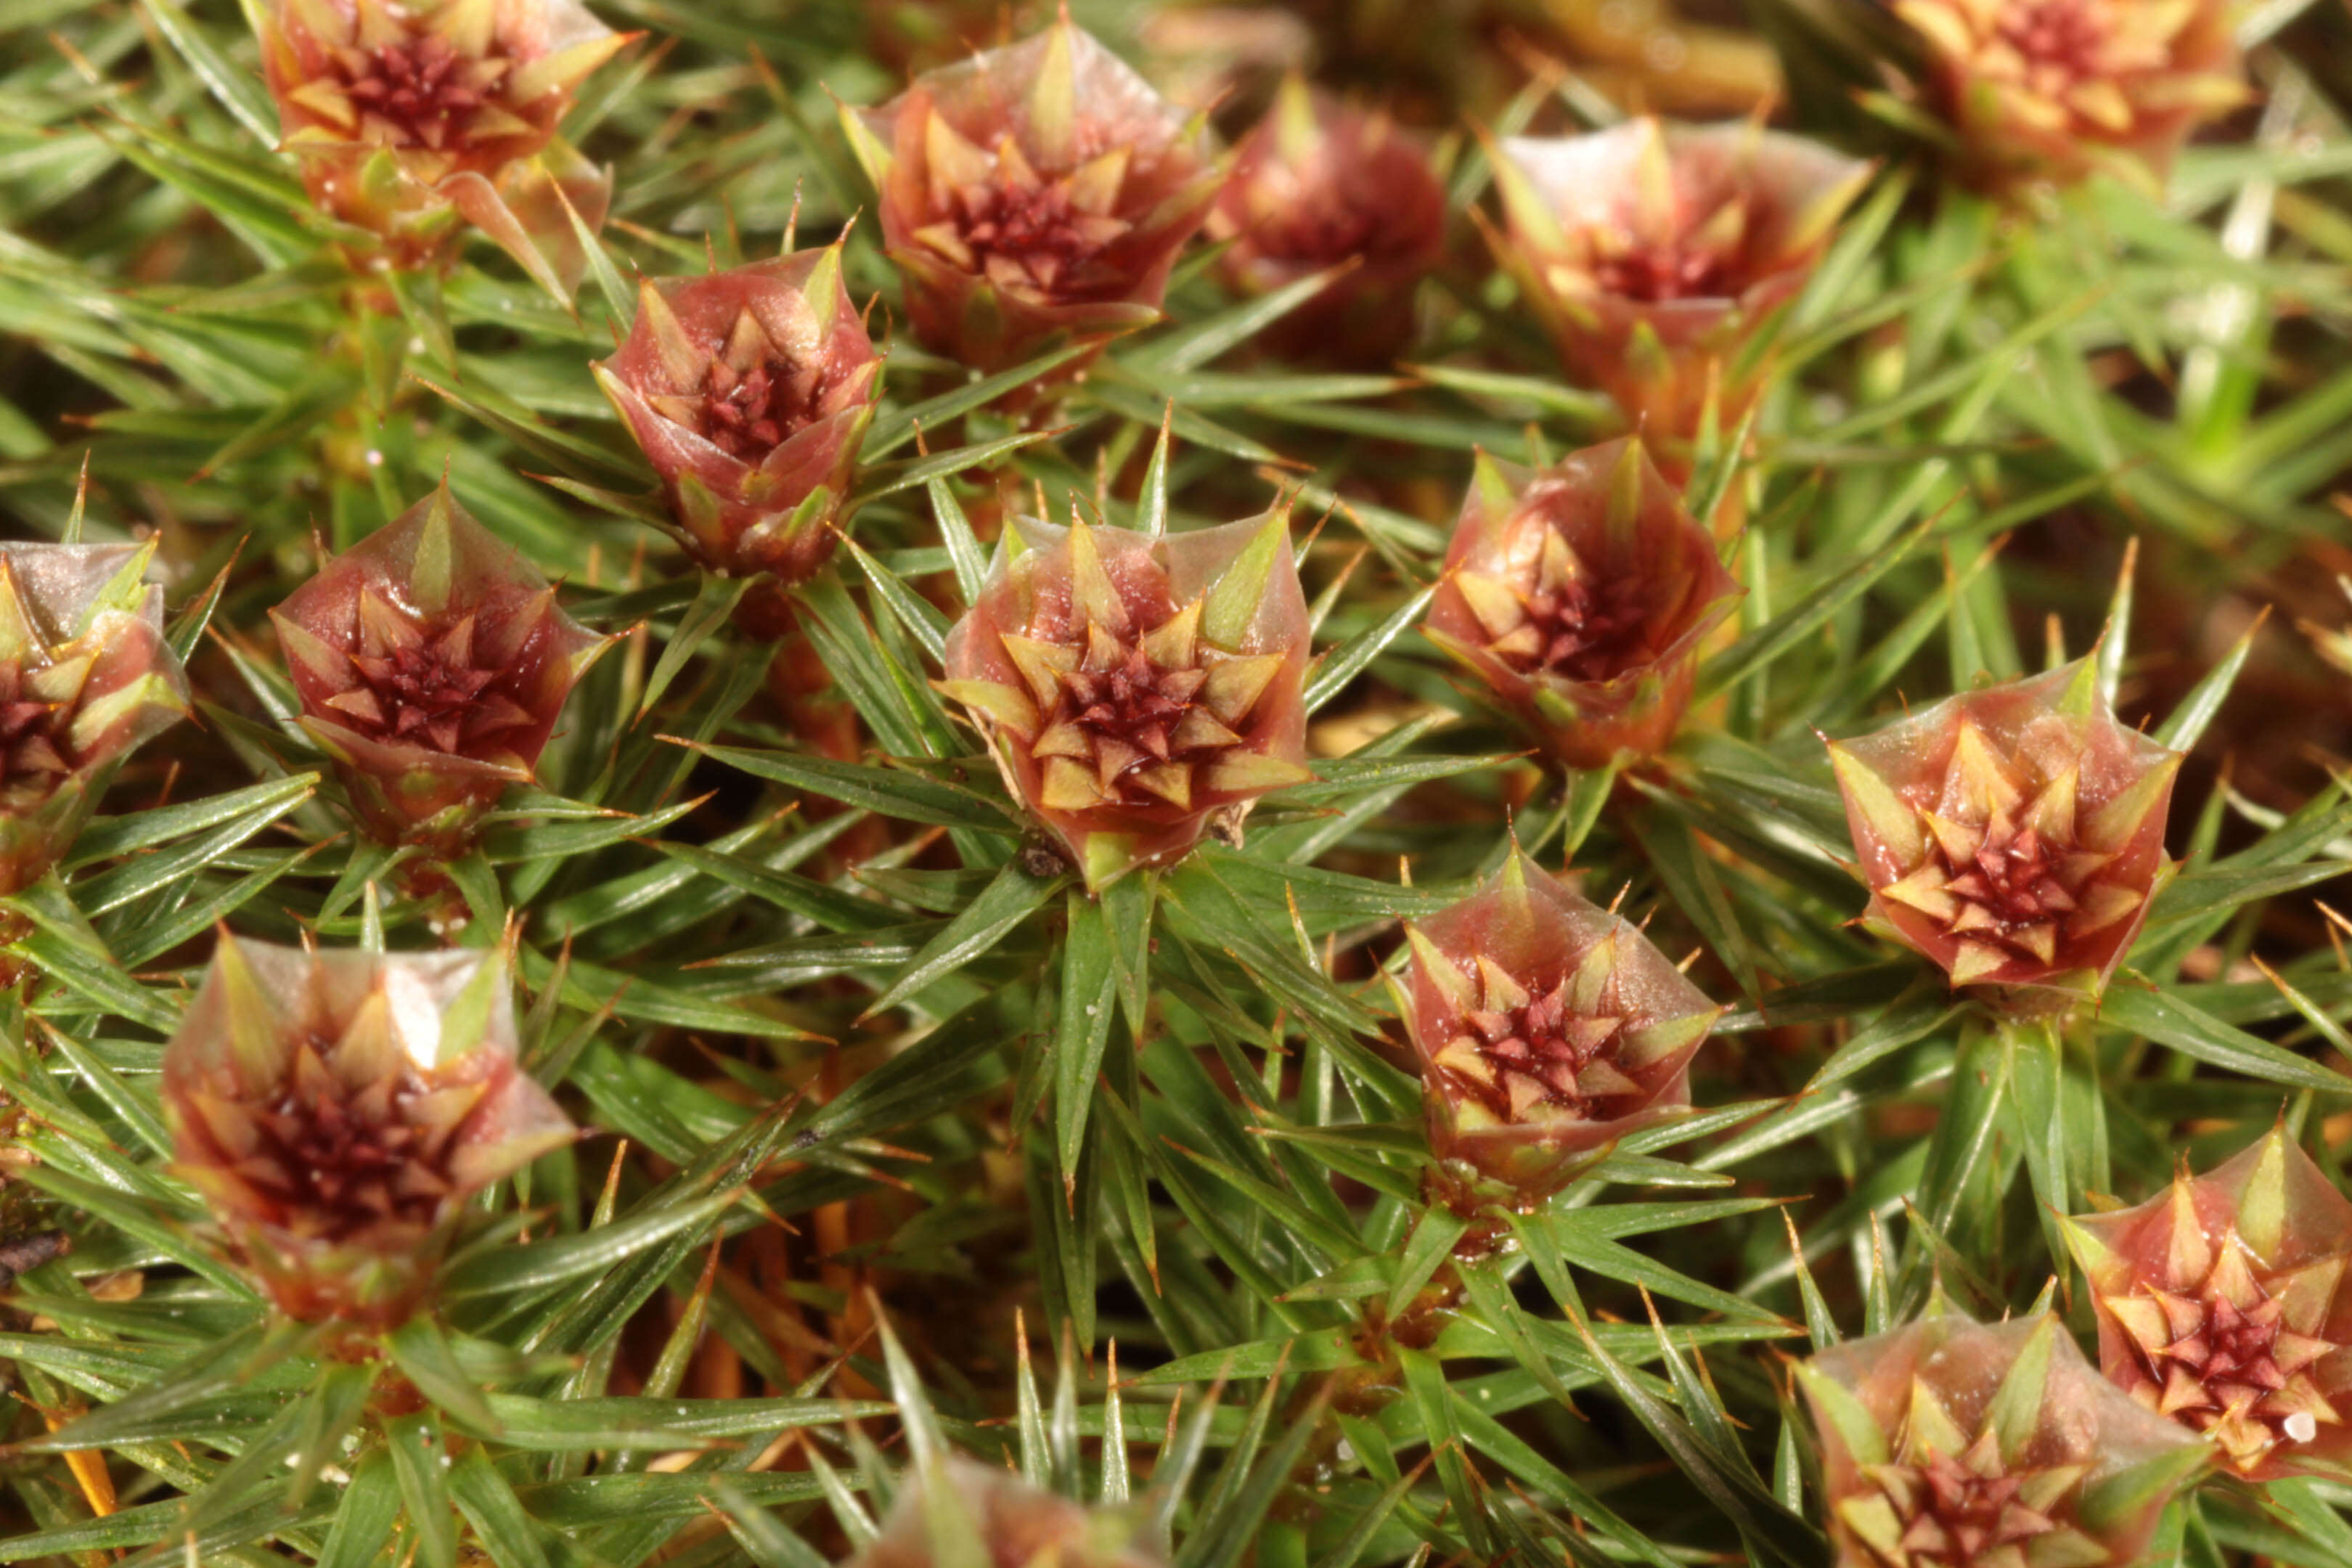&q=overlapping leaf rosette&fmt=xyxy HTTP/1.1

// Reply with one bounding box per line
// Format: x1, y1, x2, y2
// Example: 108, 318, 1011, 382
842, 18, 1222, 379
852, 1458, 1159, 1568
0, 542, 189, 899
258, 0, 632, 295
1892, 0, 2247, 195
271, 484, 611, 865
1423, 440, 1744, 770
1206, 75, 1447, 366
1389, 854, 1722, 1212
592, 245, 883, 621
940, 507, 1311, 891
161, 936, 574, 1328
1826, 659, 2181, 1007
1797, 1305, 2208, 1568
2061, 1127, 2352, 1482
1488, 119, 1869, 441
